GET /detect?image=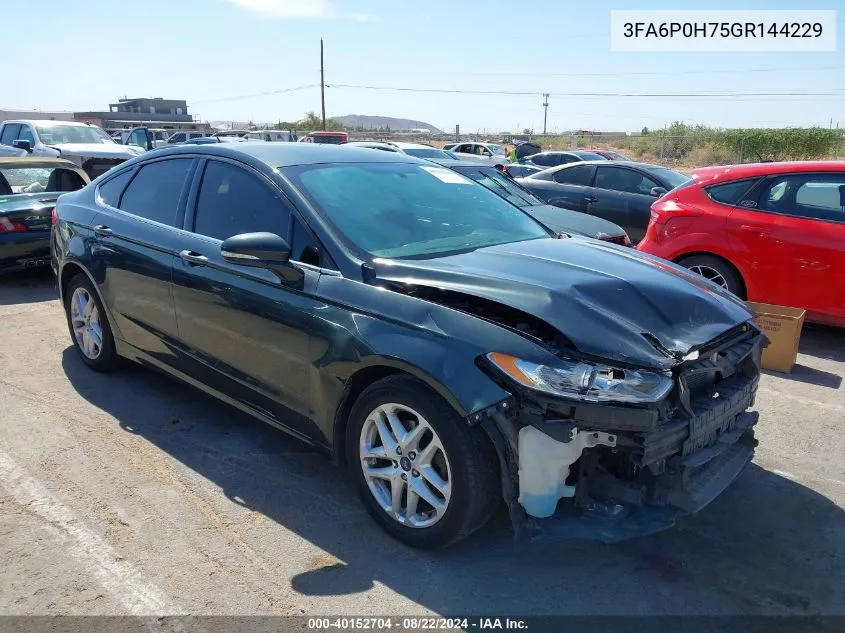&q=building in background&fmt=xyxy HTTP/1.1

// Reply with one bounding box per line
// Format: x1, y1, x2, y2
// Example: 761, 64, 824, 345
74, 97, 210, 133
